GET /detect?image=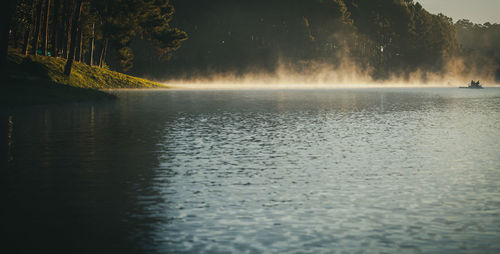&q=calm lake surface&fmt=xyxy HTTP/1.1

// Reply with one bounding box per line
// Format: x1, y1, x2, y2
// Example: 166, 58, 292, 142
3, 88, 500, 253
